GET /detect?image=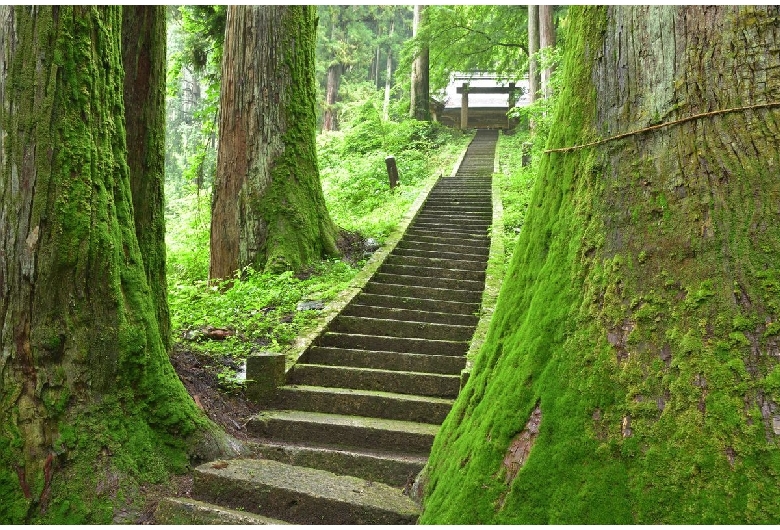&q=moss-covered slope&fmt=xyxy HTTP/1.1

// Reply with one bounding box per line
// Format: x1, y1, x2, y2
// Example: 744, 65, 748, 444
421, 6, 780, 524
